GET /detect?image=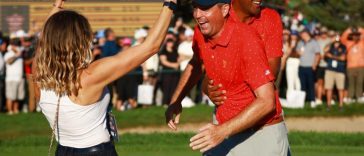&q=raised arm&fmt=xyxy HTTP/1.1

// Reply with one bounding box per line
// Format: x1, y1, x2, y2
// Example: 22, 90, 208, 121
165, 54, 203, 130
82, 0, 176, 89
